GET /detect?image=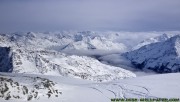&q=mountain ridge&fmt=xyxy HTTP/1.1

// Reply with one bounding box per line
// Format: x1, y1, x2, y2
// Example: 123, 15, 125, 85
125, 34, 180, 73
